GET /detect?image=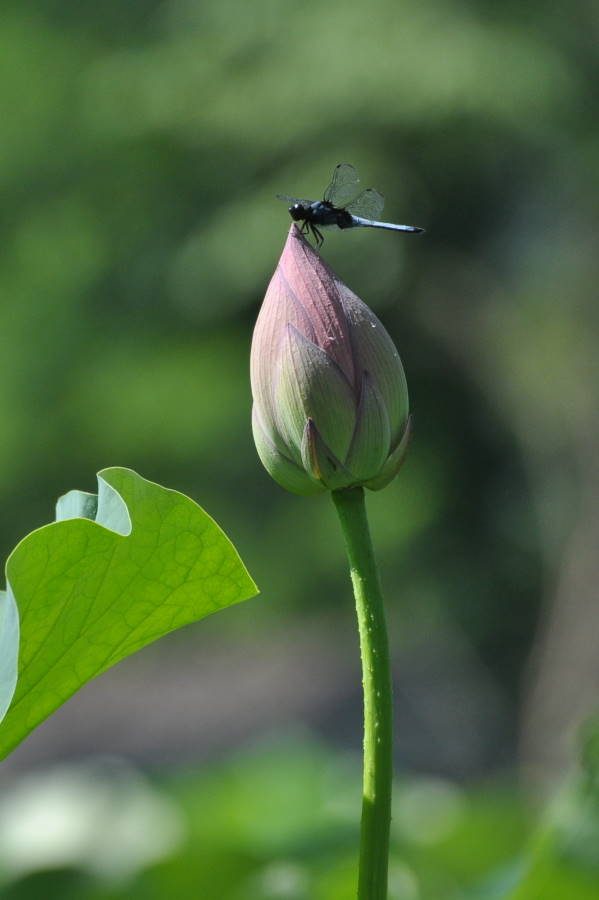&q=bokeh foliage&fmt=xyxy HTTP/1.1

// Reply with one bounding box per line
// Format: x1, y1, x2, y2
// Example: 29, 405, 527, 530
1, 724, 599, 899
